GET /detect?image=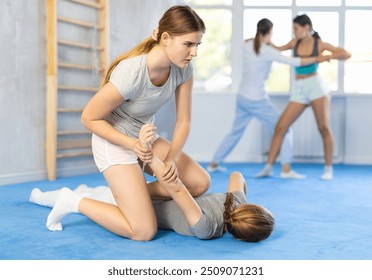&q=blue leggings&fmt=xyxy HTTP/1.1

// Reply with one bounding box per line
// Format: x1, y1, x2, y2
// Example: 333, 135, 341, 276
212, 95, 293, 165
